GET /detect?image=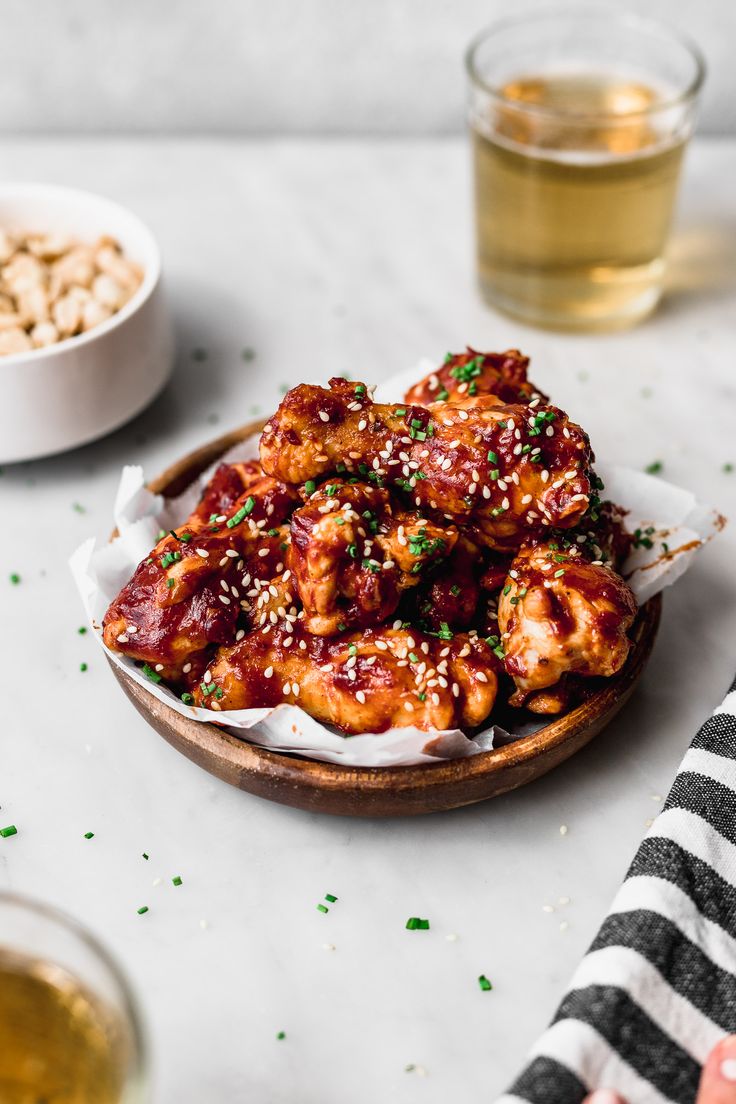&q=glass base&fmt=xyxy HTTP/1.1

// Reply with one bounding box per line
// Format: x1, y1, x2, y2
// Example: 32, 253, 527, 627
477, 261, 664, 333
